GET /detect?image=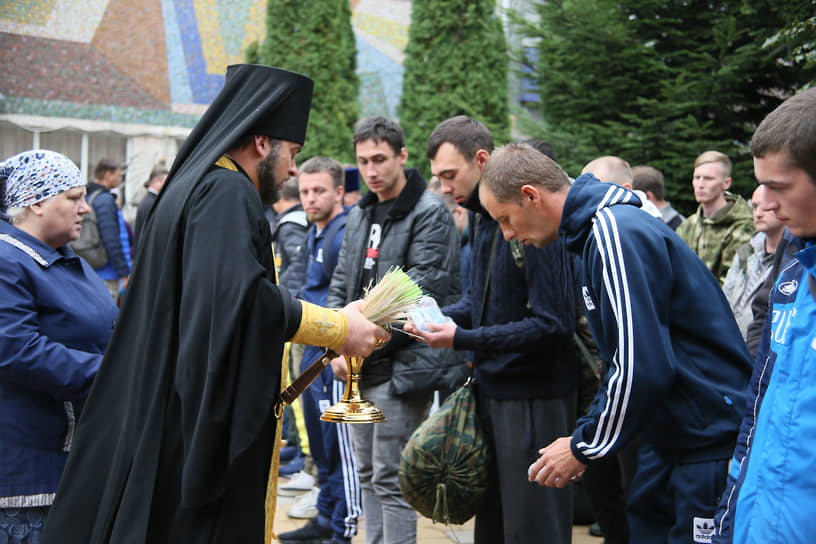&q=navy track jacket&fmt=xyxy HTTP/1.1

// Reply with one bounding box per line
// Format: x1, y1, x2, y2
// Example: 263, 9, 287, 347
561, 175, 752, 464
